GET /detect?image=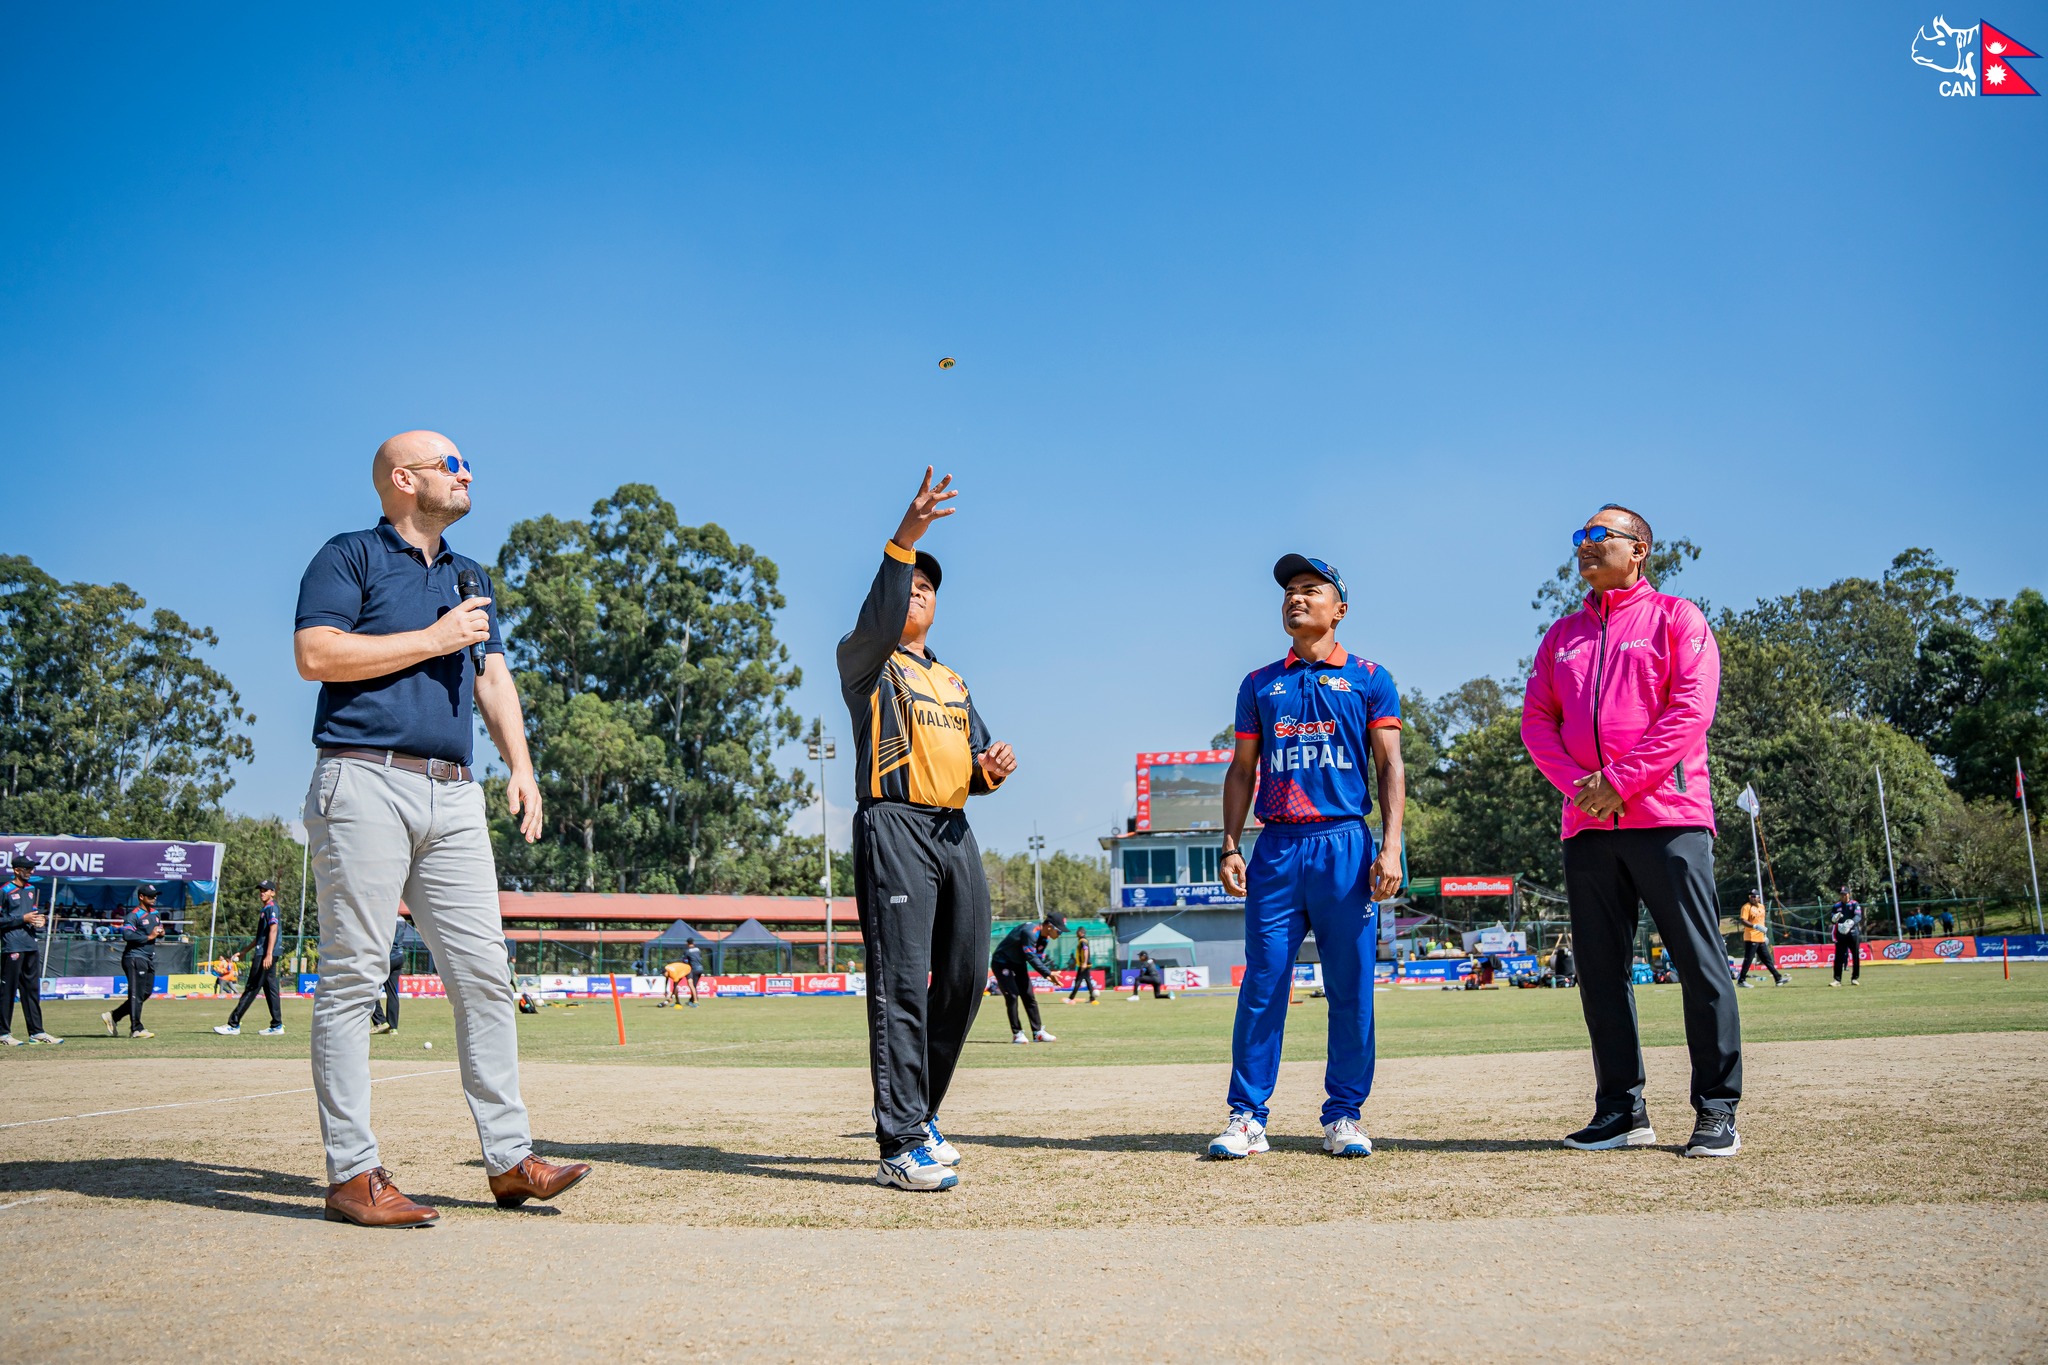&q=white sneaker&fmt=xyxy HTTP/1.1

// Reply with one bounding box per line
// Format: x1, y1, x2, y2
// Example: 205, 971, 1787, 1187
1126, 993, 1141, 1002
28, 1033, 62, 1045
260, 1026, 285, 1037
1322, 1117, 1372, 1157
213, 1024, 240, 1035
1033, 1029, 1057, 1043
1208, 1112, 1269, 1159
370, 1022, 391, 1035
101, 1012, 116, 1036
923, 1119, 961, 1167
0, 1035, 20, 1047
1012, 1031, 1029, 1044
876, 1146, 959, 1191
